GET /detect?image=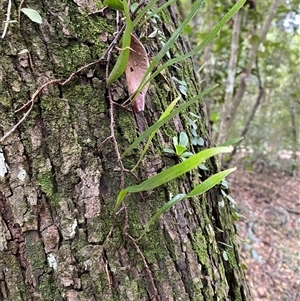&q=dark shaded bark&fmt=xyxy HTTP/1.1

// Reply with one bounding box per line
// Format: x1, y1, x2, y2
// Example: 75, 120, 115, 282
0, 1, 250, 300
